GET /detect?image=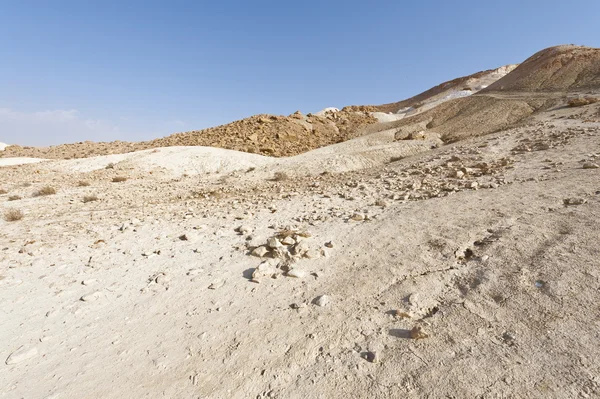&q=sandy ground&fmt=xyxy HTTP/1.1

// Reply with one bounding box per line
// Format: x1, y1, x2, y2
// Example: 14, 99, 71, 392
1, 95, 600, 398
